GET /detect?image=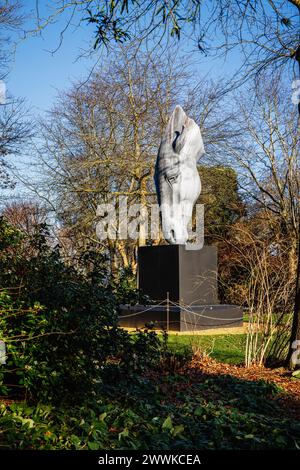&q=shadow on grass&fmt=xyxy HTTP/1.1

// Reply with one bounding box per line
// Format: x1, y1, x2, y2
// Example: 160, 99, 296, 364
100, 363, 300, 450
1, 361, 299, 450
